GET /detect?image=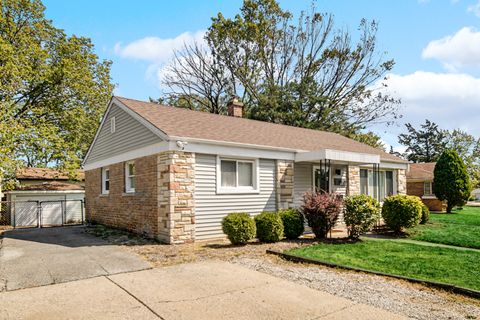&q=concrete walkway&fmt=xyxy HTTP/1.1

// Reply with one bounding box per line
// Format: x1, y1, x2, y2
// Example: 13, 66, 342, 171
0, 226, 151, 291
0, 261, 406, 320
